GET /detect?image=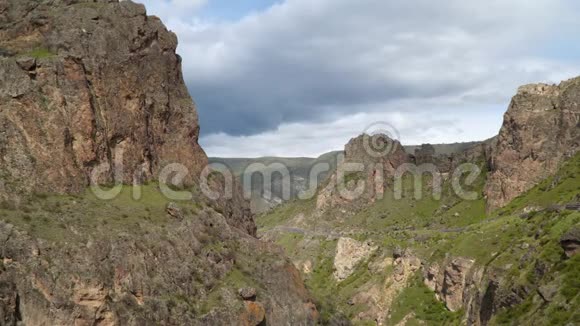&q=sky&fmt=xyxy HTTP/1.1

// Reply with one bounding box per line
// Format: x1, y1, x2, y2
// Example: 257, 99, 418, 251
138, 0, 580, 158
